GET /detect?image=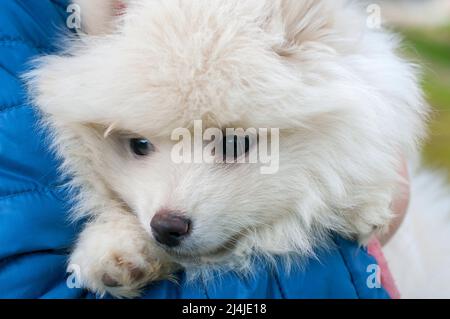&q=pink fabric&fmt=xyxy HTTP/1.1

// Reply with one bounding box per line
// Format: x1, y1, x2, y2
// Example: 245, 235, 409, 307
113, 1, 127, 16
368, 238, 401, 299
